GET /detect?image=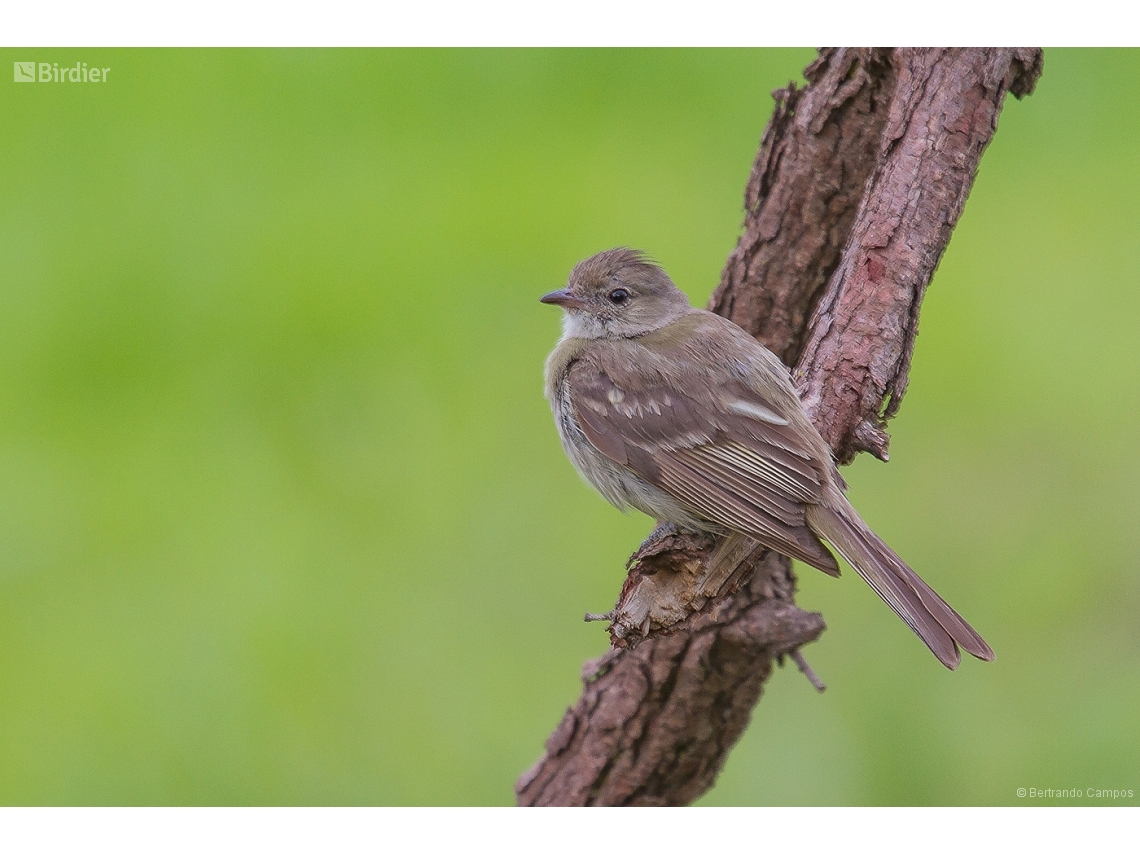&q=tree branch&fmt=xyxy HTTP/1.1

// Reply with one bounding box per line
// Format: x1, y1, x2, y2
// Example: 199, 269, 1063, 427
517, 48, 1043, 807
